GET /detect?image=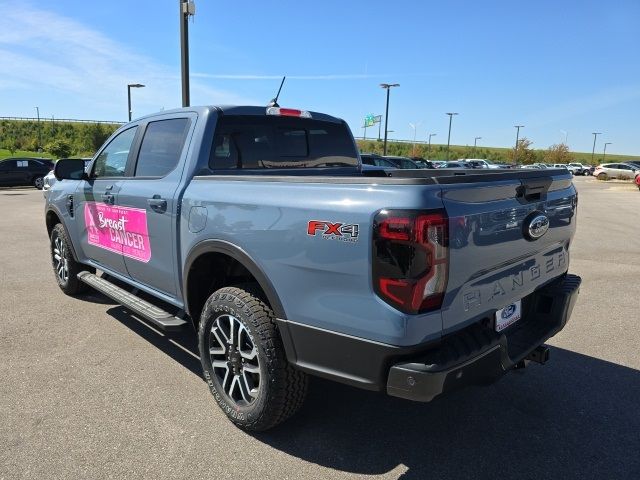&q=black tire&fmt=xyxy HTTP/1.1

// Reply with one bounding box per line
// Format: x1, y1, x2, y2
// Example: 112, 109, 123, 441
198, 286, 307, 431
597, 173, 608, 181
50, 223, 92, 295
33, 176, 44, 189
